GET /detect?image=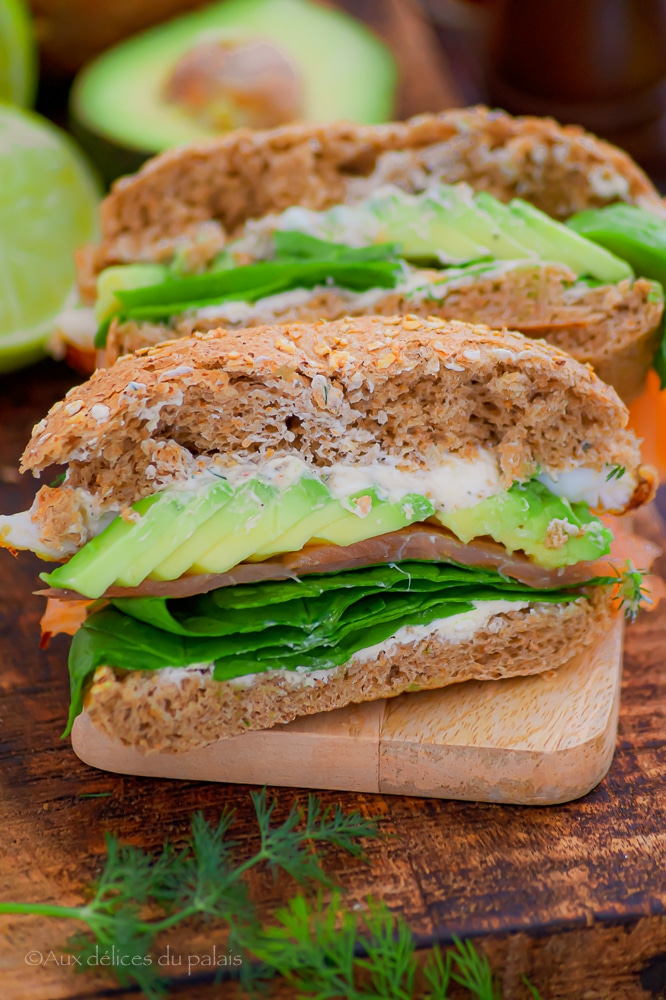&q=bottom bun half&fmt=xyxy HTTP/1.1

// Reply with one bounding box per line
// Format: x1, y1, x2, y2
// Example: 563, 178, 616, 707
83, 589, 613, 754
